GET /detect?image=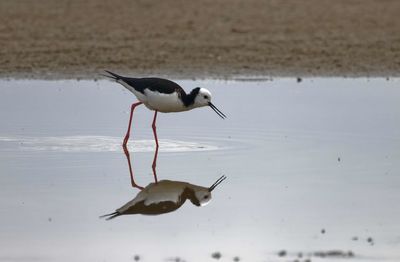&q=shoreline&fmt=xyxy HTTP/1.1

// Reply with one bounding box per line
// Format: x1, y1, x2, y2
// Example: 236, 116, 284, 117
1, 72, 398, 81
1, 69, 399, 81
